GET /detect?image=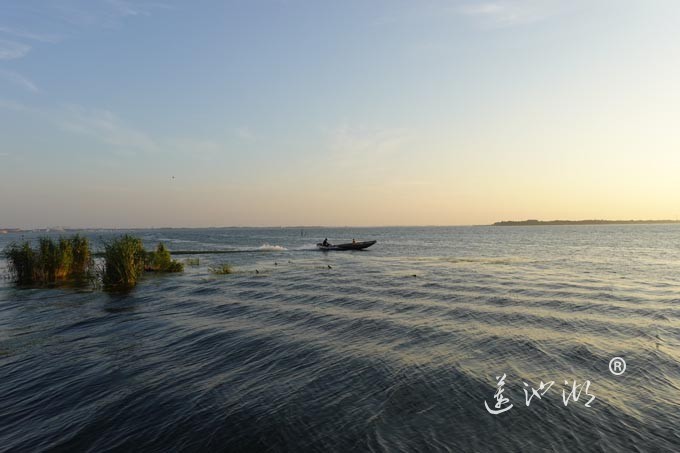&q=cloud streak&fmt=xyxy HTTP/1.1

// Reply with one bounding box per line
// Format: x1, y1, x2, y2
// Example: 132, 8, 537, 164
58, 106, 160, 154
0, 100, 159, 154
0, 70, 39, 93
0, 0, 174, 97
49, 0, 174, 27
0, 99, 235, 158
458, 0, 565, 28
328, 125, 412, 168
0, 39, 31, 60
0, 26, 60, 43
